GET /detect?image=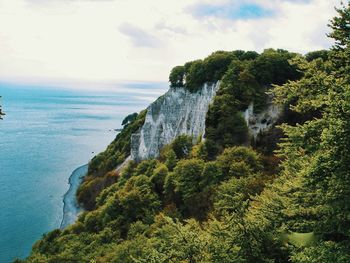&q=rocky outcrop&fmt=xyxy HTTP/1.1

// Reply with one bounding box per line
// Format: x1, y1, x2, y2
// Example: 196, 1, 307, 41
131, 82, 220, 161
244, 100, 282, 141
